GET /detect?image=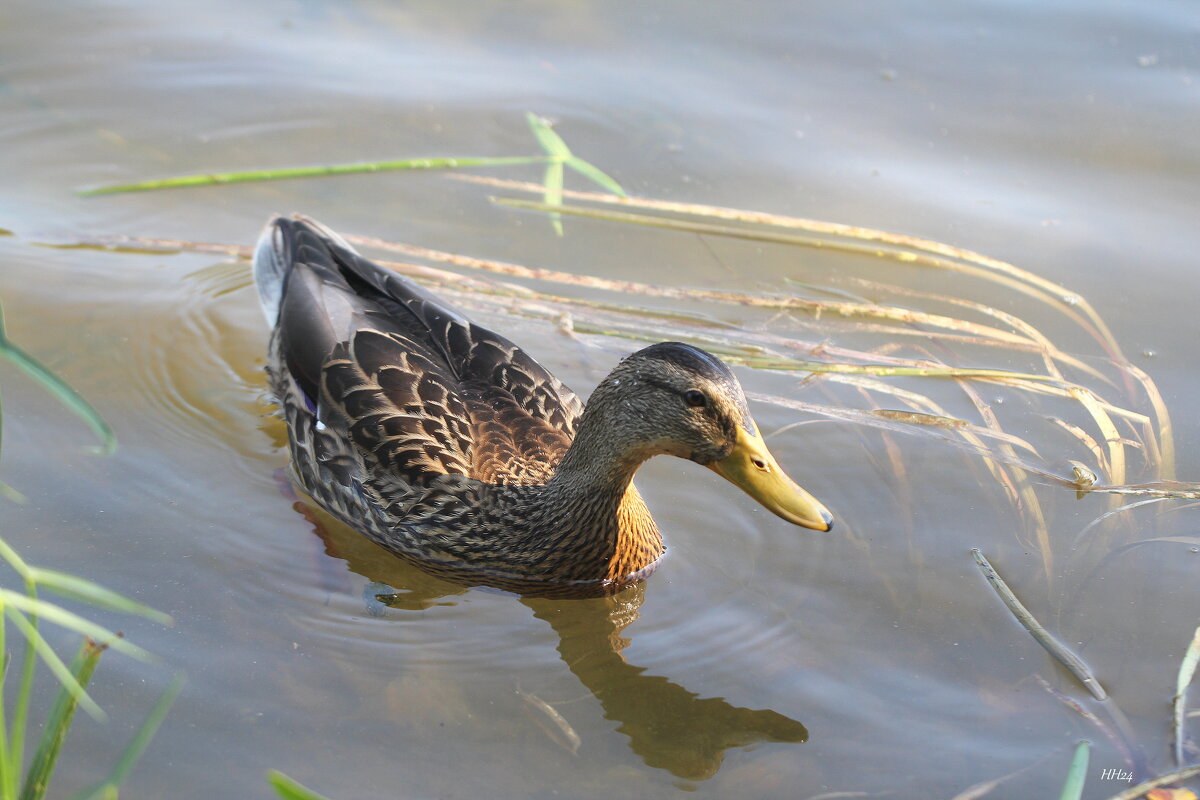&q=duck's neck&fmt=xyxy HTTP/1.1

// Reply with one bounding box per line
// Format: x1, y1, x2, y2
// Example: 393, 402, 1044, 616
529, 409, 664, 583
